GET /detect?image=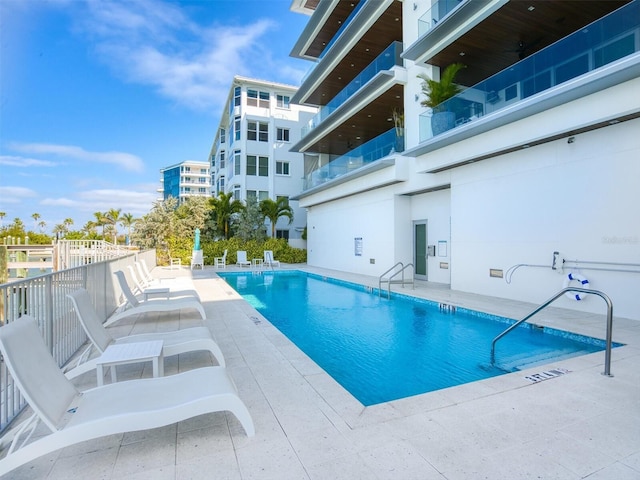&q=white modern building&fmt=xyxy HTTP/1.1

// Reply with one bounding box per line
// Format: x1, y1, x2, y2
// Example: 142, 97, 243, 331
209, 76, 318, 246
288, 0, 640, 320
159, 160, 211, 204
